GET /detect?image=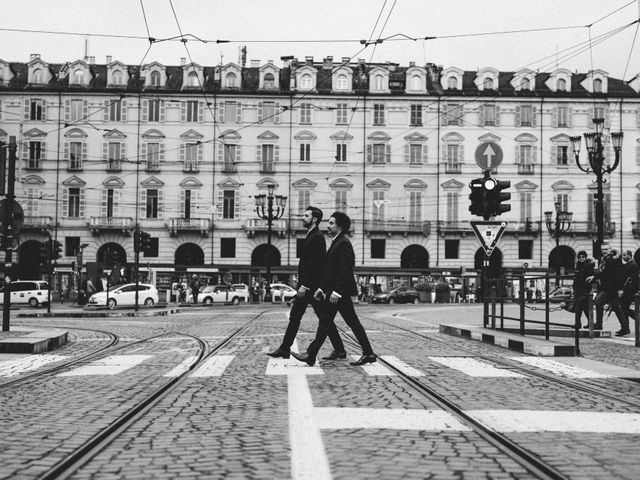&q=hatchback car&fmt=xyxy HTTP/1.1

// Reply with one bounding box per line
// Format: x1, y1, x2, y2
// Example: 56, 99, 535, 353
232, 284, 250, 302
88, 283, 159, 309
371, 286, 420, 304
270, 283, 296, 302
197, 285, 241, 305
0, 280, 50, 307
